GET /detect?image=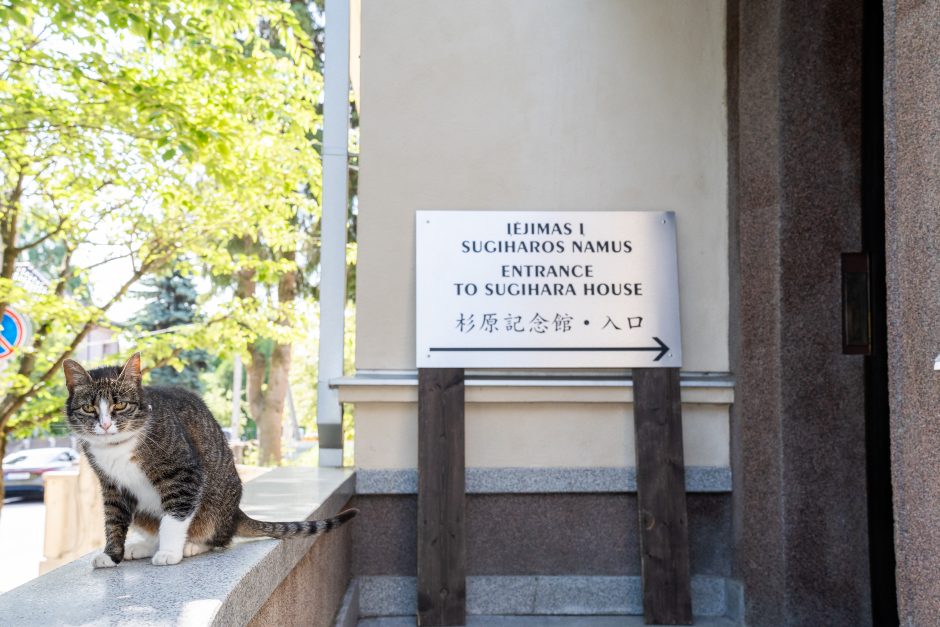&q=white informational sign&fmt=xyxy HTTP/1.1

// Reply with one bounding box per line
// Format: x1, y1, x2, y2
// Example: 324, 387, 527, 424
416, 211, 682, 368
